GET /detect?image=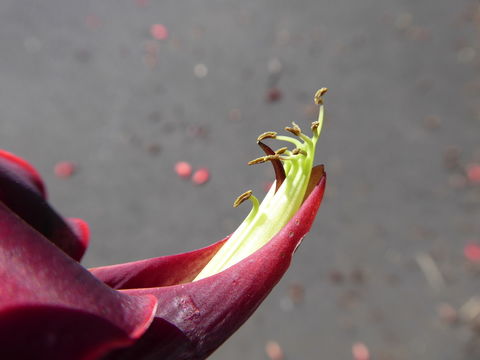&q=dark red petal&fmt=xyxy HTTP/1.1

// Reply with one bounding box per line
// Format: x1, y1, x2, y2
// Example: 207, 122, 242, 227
0, 305, 133, 360
103, 172, 326, 360
0, 202, 158, 357
68, 217, 91, 252
0, 150, 87, 260
90, 238, 227, 289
